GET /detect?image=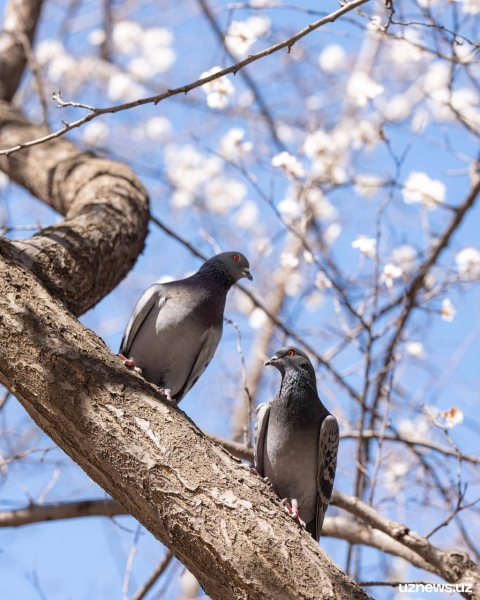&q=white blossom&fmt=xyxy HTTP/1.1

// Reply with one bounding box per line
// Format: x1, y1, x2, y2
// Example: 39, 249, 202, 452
277, 197, 301, 222
225, 21, 257, 58
107, 72, 145, 101
276, 123, 295, 143
165, 144, 222, 195
398, 415, 430, 437
305, 291, 325, 311
271, 152, 305, 179
455, 247, 480, 280
303, 129, 348, 184
402, 171, 445, 210
285, 272, 303, 296
306, 188, 337, 220
381, 263, 403, 288
205, 178, 246, 214
392, 245, 417, 272
88, 29, 106, 46
350, 119, 382, 150
238, 90, 254, 108
315, 272, 332, 290
324, 223, 341, 245
246, 16, 271, 37
199, 67, 234, 110
35, 39, 65, 65
454, 42, 476, 64
318, 44, 346, 72
145, 117, 171, 140
128, 57, 156, 81
112, 21, 143, 55
305, 95, 323, 111
142, 27, 174, 51
440, 298, 456, 322
249, 307, 269, 329
354, 174, 383, 198
385, 94, 411, 121
347, 72, 384, 107
235, 201, 259, 228
280, 252, 299, 272
47, 54, 76, 82
405, 341, 426, 360
303, 251, 314, 263
387, 29, 424, 64
450, 89, 480, 127
441, 407, 464, 428
453, 0, 480, 14
384, 461, 409, 486
82, 121, 109, 146
352, 235, 377, 258
220, 129, 253, 160
171, 190, 194, 209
